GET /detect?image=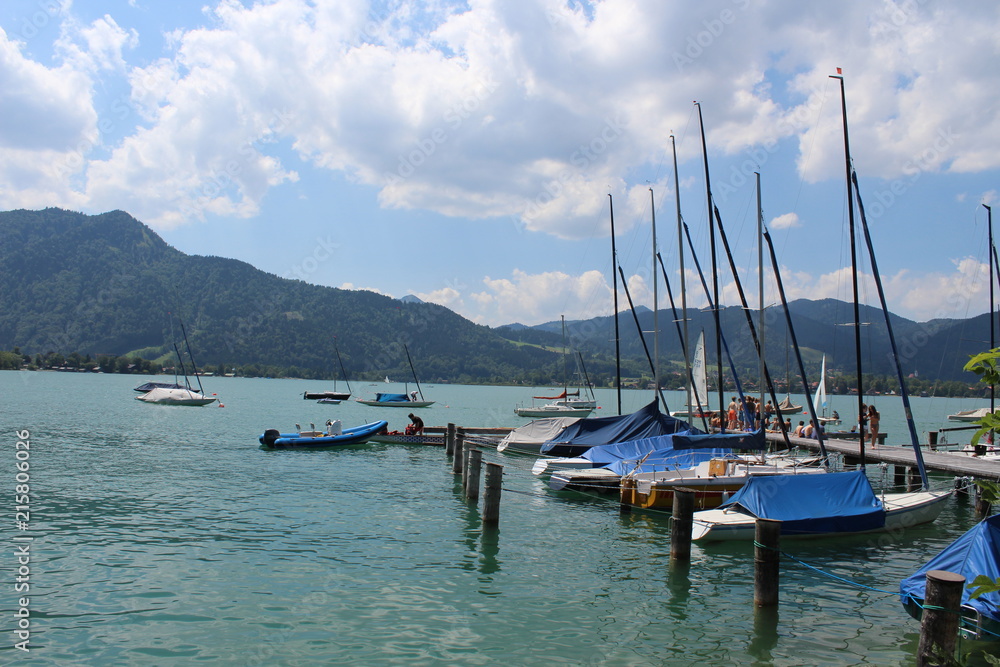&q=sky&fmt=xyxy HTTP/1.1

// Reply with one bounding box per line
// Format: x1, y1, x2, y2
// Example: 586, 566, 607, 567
1, 0, 999, 328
